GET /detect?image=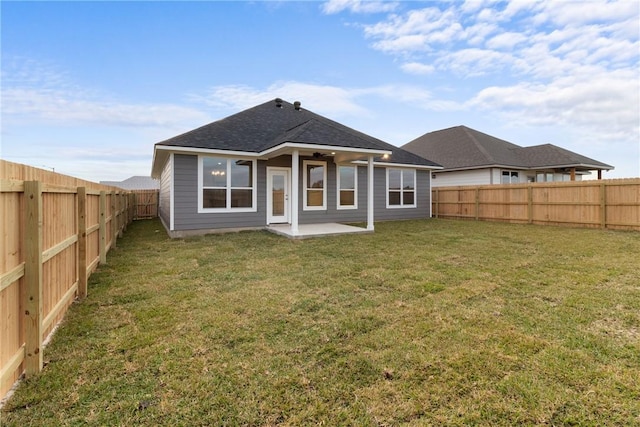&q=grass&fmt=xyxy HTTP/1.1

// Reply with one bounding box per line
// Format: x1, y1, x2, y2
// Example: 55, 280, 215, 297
2, 218, 639, 426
